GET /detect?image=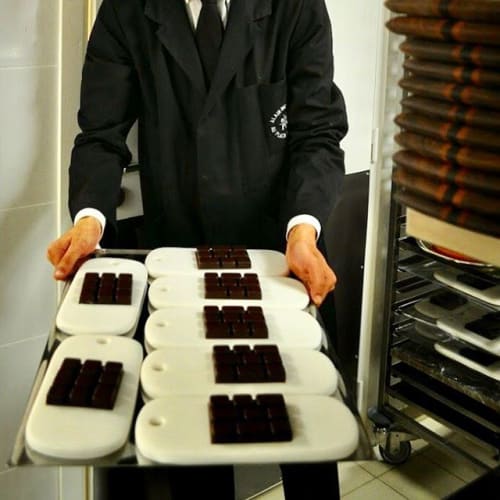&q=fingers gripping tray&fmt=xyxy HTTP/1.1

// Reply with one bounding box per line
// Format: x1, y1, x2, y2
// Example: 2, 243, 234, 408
135, 395, 359, 465
56, 258, 148, 336
140, 347, 338, 400
25, 335, 143, 460
145, 247, 289, 278
144, 307, 323, 352
148, 275, 309, 311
